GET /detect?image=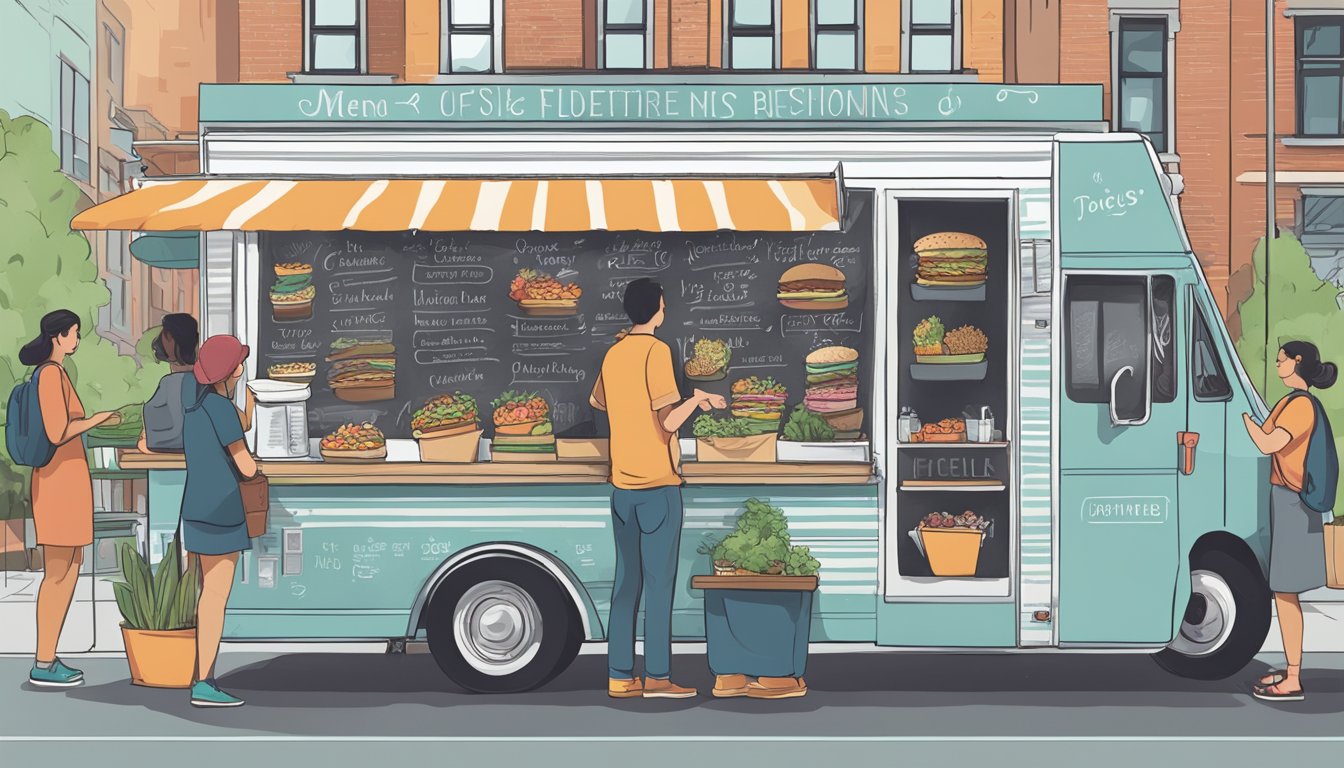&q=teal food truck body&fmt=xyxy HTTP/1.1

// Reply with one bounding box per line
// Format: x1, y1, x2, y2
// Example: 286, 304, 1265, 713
101, 80, 1271, 691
